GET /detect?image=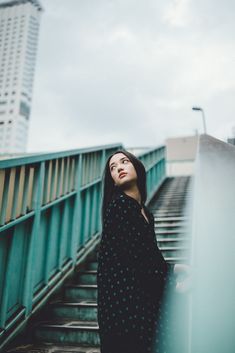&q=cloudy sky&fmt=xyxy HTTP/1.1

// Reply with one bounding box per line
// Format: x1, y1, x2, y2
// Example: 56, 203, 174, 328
28, 0, 235, 152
